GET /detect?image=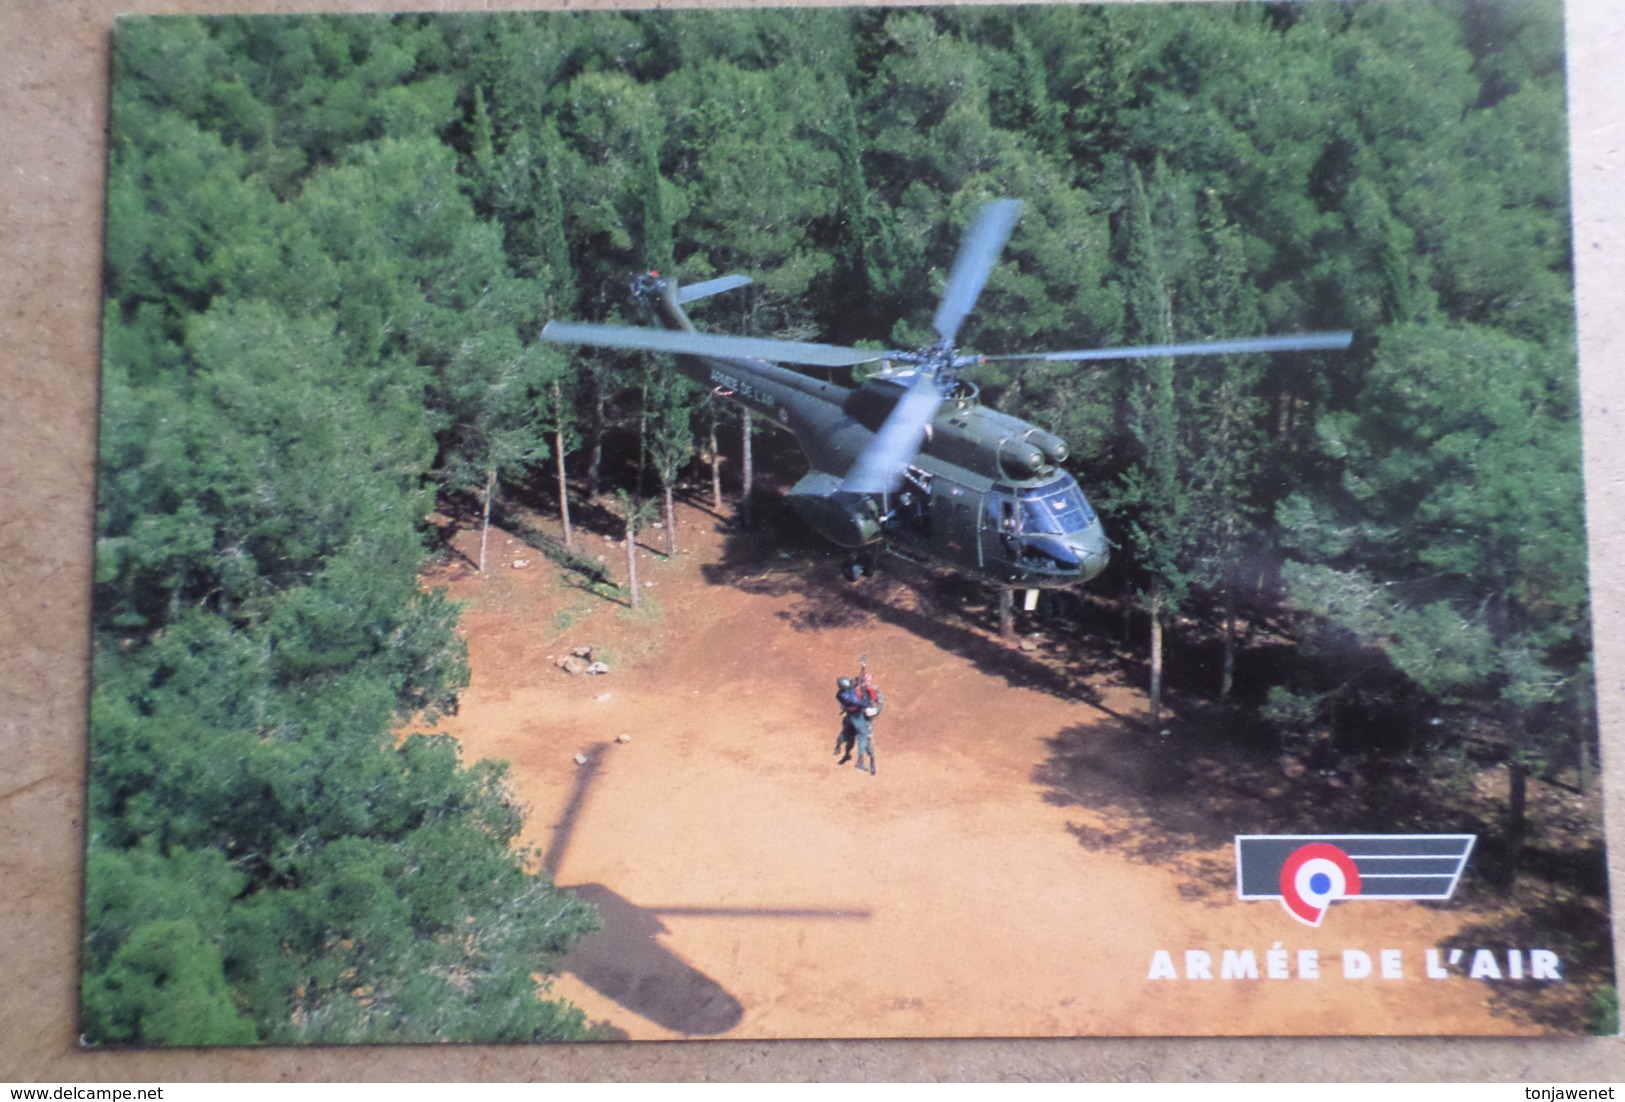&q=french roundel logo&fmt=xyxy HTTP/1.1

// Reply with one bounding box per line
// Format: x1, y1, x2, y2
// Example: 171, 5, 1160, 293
1236, 834, 1475, 927
1279, 842, 1362, 926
